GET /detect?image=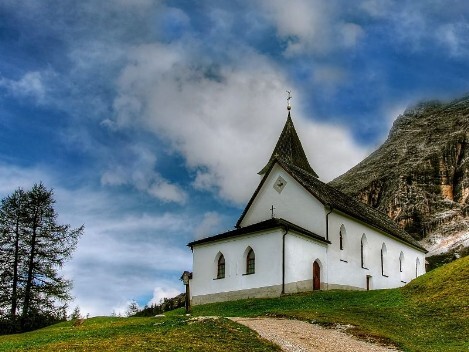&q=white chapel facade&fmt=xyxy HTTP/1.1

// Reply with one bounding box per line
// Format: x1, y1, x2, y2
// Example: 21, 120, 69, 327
188, 105, 427, 305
